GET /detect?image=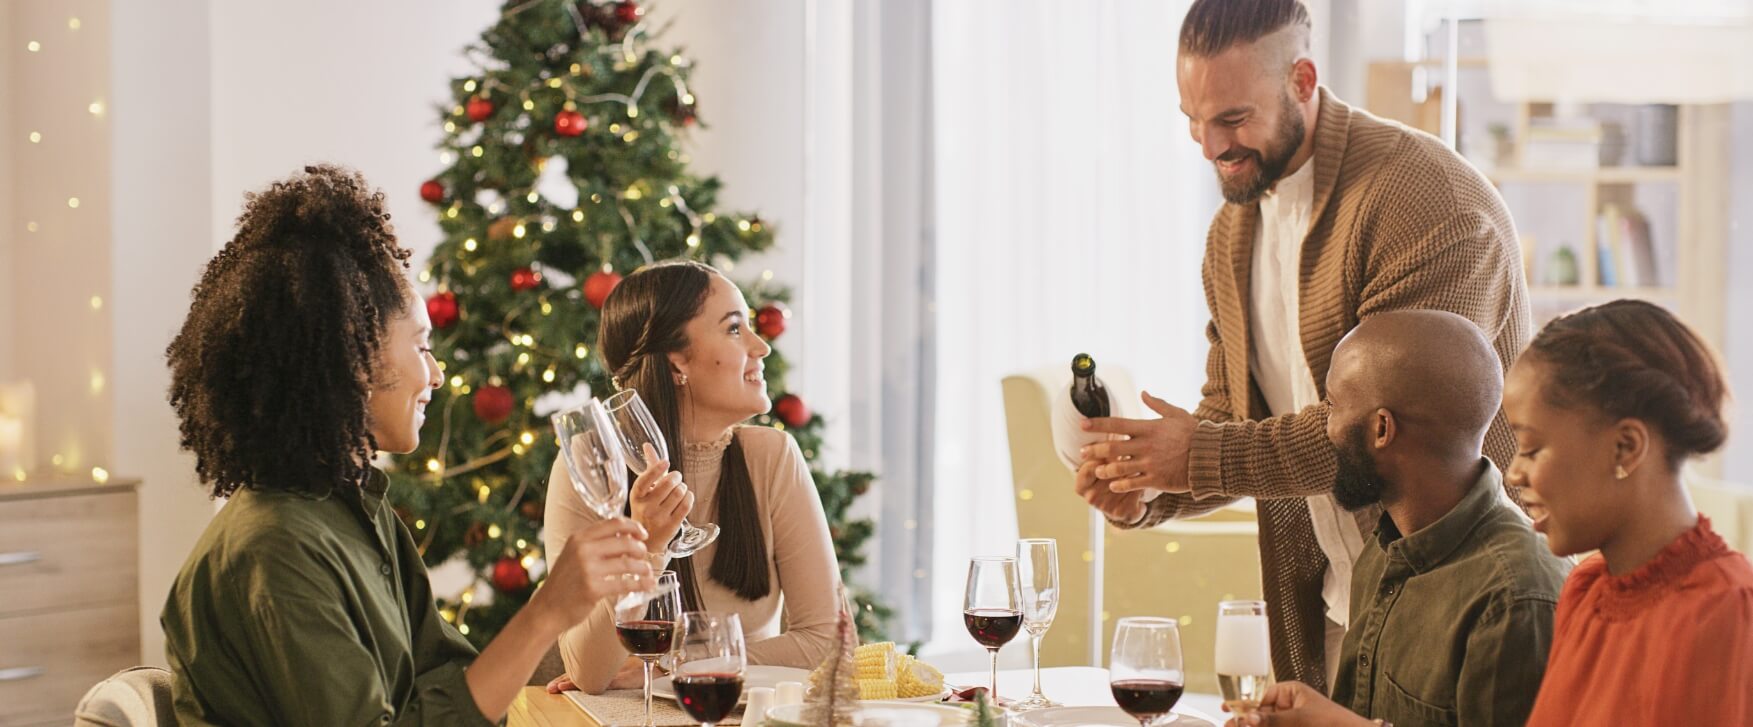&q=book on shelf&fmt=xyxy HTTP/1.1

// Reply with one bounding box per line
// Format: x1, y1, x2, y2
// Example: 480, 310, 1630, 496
1595, 203, 1659, 288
